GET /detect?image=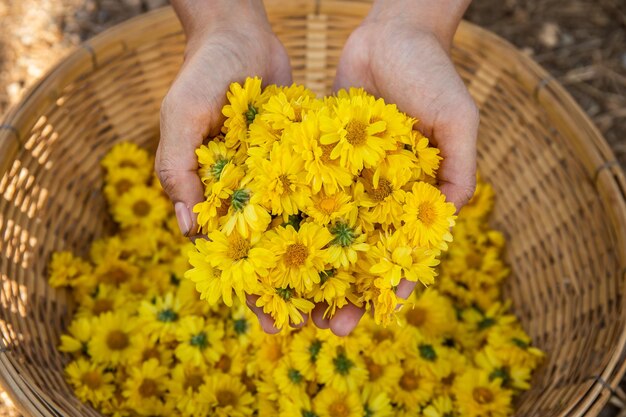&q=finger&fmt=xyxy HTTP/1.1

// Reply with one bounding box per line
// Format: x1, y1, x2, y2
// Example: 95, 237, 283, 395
290, 312, 309, 329
157, 90, 211, 237
329, 302, 365, 337
433, 101, 479, 210
396, 279, 417, 300
245, 294, 280, 334
311, 303, 331, 329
